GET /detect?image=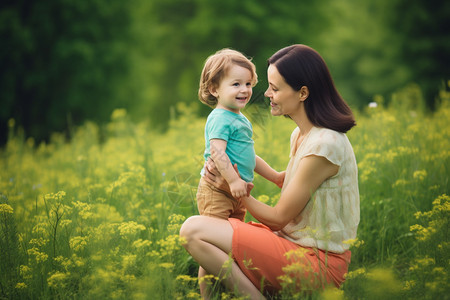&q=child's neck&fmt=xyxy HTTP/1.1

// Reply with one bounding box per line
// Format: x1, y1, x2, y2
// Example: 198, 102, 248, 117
216, 104, 240, 114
